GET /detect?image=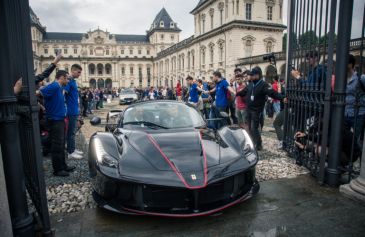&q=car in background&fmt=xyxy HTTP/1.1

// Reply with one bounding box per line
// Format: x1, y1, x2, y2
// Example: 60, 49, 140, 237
119, 89, 138, 105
